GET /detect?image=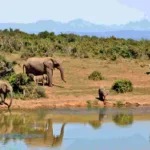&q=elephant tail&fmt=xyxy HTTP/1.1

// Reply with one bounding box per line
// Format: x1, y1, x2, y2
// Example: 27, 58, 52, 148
23, 64, 26, 74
